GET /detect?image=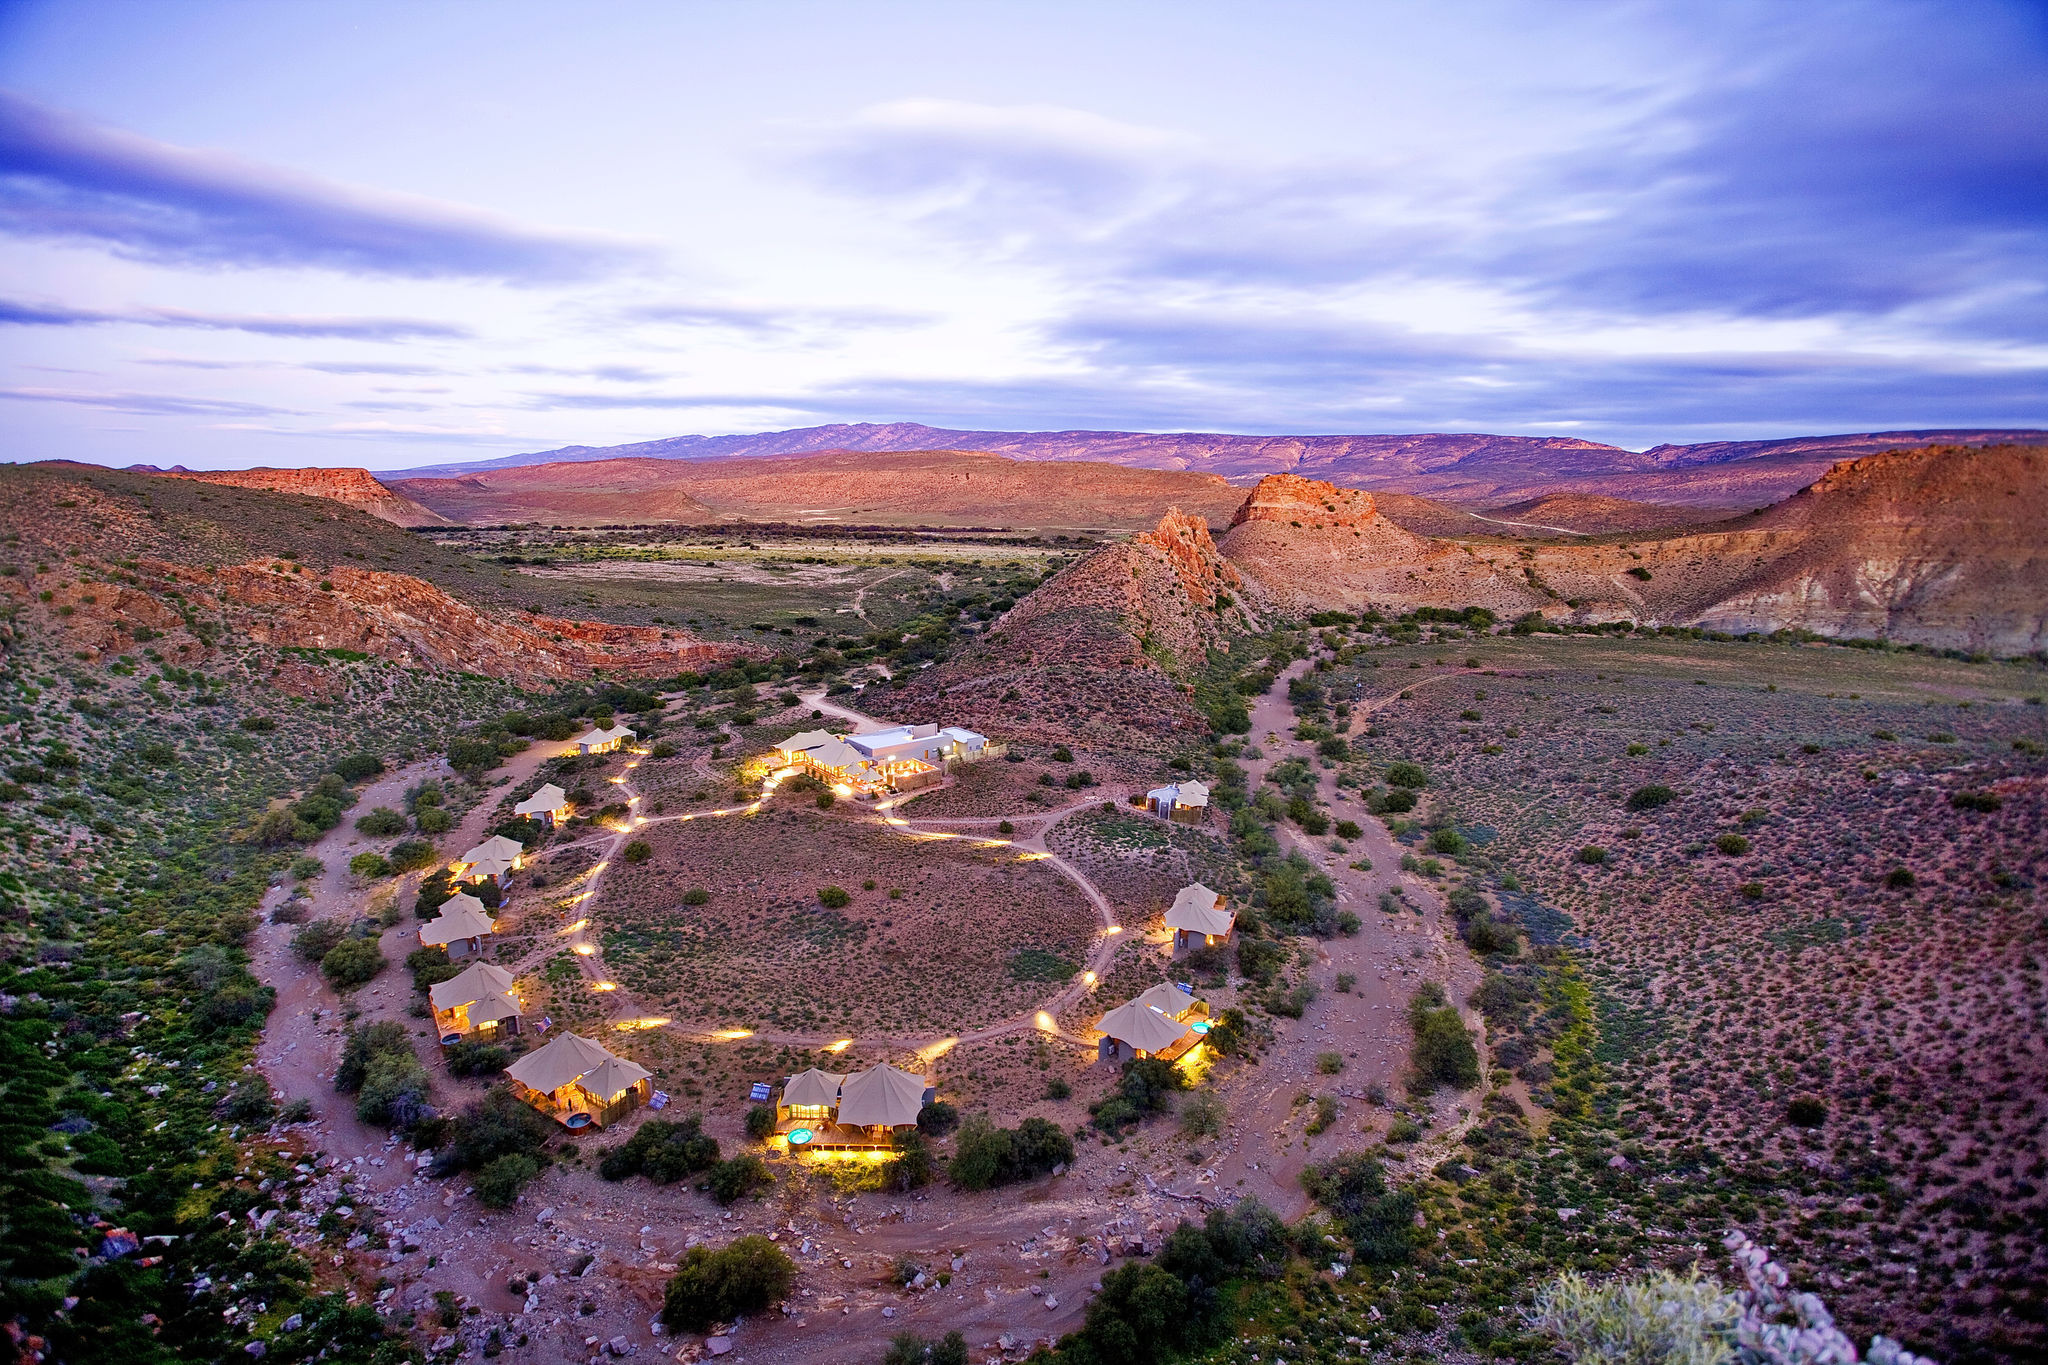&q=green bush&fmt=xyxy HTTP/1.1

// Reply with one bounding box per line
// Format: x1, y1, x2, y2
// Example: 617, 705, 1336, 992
472, 1154, 541, 1209
916, 1100, 959, 1136
622, 840, 652, 864
1951, 790, 2002, 813
708, 1154, 772, 1205
1407, 984, 1479, 1092
1334, 819, 1362, 839
354, 807, 406, 837
745, 1105, 777, 1142
444, 1039, 511, 1077
1385, 761, 1427, 789
320, 936, 384, 989
1576, 845, 1607, 865
600, 1117, 722, 1183
1625, 783, 1676, 811
817, 885, 850, 909
1787, 1096, 1828, 1128
293, 919, 346, 962
950, 1114, 1075, 1190
1204, 1007, 1252, 1057
415, 806, 454, 835
337, 1022, 432, 1130
349, 851, 392, 880
1884, 866, 1916, 890
883, 1331, 969, 1365
1715, 832, 1751, 855
432, 1089, 555, 1178
1300, 1152, 1416, 1264
1530, 1269, 1735, 1364
332, 752, 385, 782
1427, 827, 1466, 855
389, 839, 439, 873
682, 887, 710, 906
660, 1236, 795, 1332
